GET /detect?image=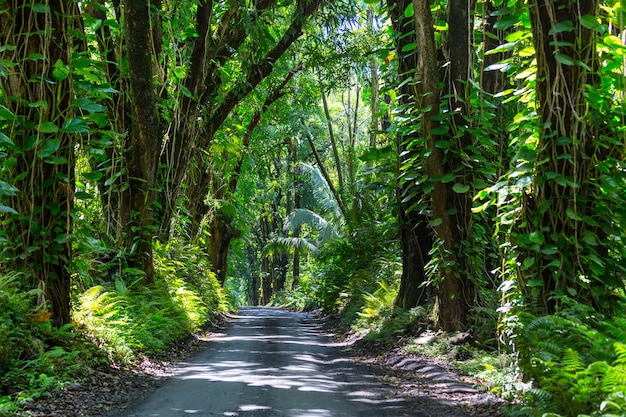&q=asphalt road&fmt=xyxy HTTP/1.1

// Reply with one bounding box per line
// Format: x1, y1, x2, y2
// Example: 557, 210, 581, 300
109, 307, 466, 417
